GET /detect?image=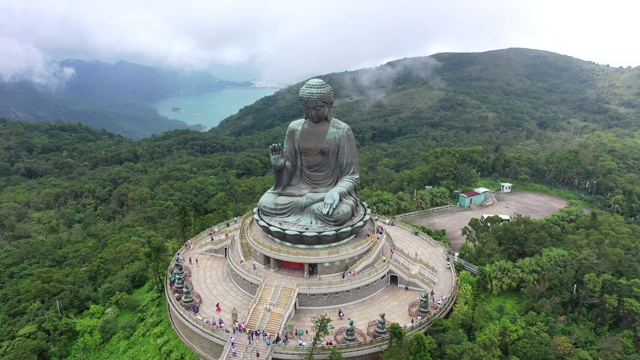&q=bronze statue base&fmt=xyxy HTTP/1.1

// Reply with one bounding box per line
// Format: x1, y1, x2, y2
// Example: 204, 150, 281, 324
253, 202, 370, 246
